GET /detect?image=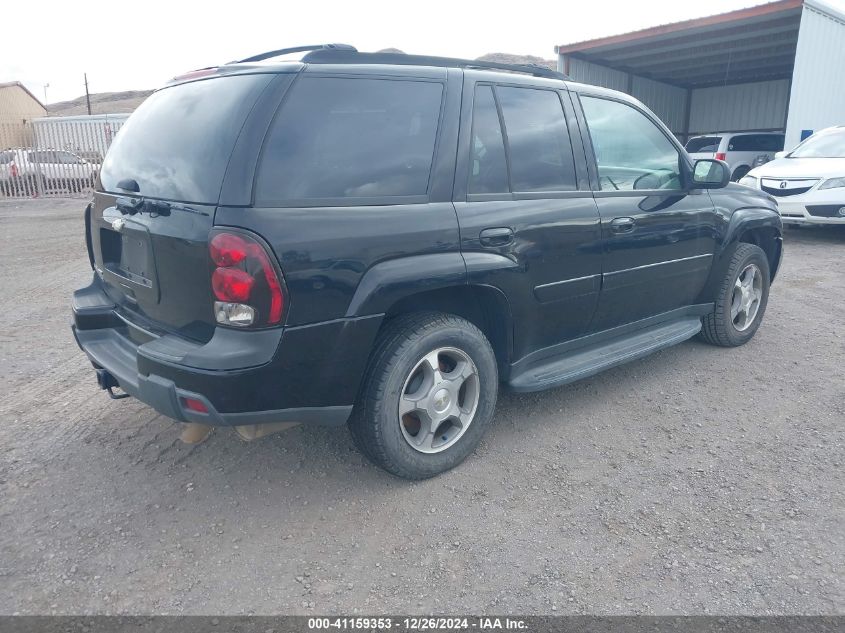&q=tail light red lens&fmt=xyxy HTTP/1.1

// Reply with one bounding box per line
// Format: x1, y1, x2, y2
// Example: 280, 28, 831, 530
209, 233, 248, 267
212, 267, 254, 303
715, 152, 727, 161
208, 229, 286, 327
